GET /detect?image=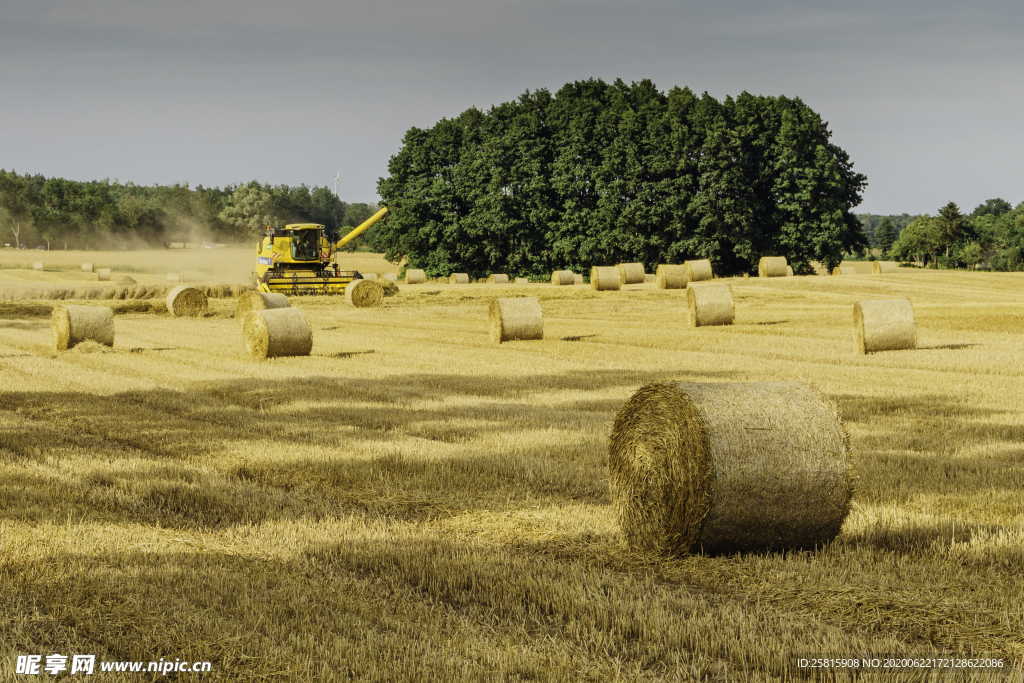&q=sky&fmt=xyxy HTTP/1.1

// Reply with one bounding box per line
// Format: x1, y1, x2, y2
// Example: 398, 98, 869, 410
1, 0, 1021, 214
